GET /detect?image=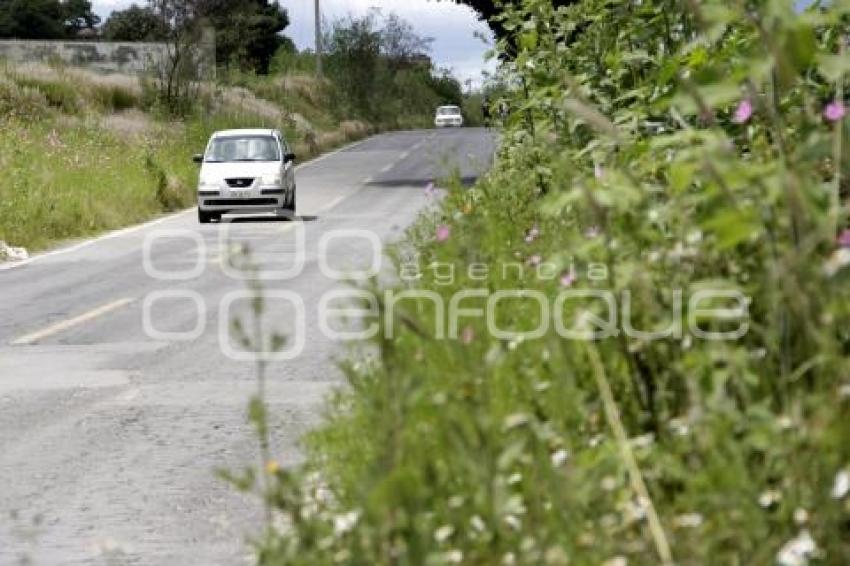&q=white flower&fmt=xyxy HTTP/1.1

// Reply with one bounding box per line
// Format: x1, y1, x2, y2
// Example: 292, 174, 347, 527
759, 489, 782, 509
333, 510, 360, 535
434, 525, 455, 543
445, 550, 463, 563
504, 515, 521, 530
630, 434, 655, 449
839, 384, 850, 399
600, 476, 618, 492
824, 248, 850, 277
793, 509, 809, 525
831, 470, 850, 500
776, 530, 818, 566
686, 230, 703, 245
551, 449, 569, 467
470, 515, 486, 532
668, 418, 690, 436
508, 473, 523, 485
673, 513, 703, 528
602, 556, 627, 566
